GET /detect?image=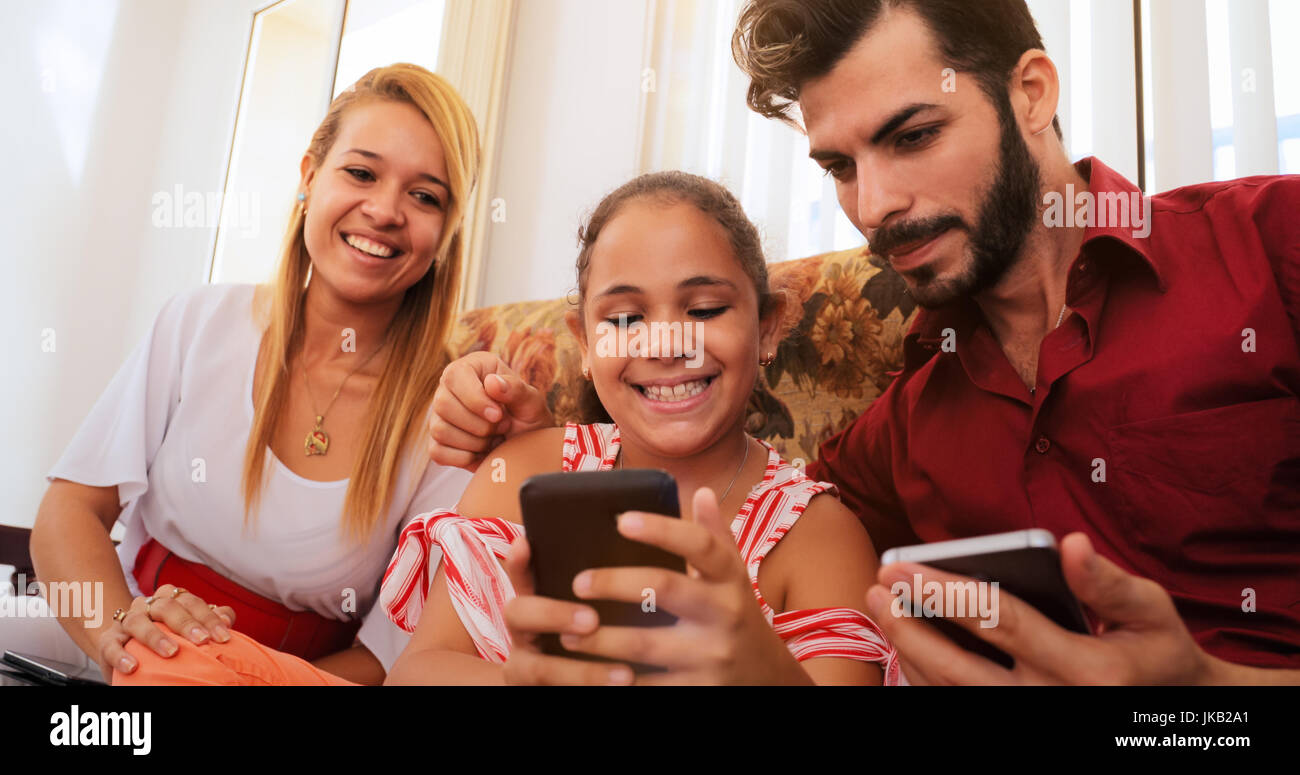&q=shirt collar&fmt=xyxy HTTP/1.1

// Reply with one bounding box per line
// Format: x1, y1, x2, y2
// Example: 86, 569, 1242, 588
1073, 156, 1164, 290
900, 155, 1162, 370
